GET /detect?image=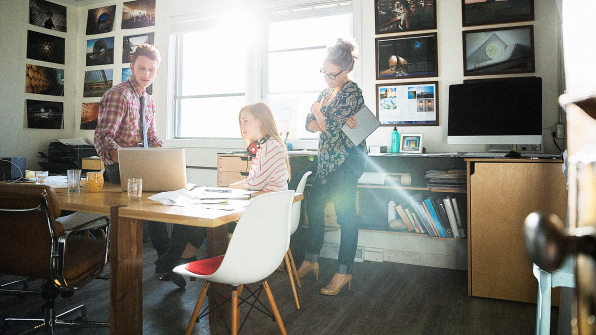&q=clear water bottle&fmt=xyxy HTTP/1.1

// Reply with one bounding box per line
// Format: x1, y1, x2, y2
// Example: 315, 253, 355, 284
391, 127, 399, 153
388, 197, 396, 223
